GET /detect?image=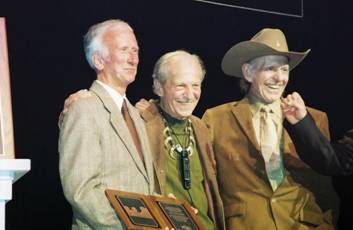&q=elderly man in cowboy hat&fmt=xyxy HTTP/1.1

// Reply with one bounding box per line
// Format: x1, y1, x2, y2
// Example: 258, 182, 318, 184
202, 28, 337, 229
